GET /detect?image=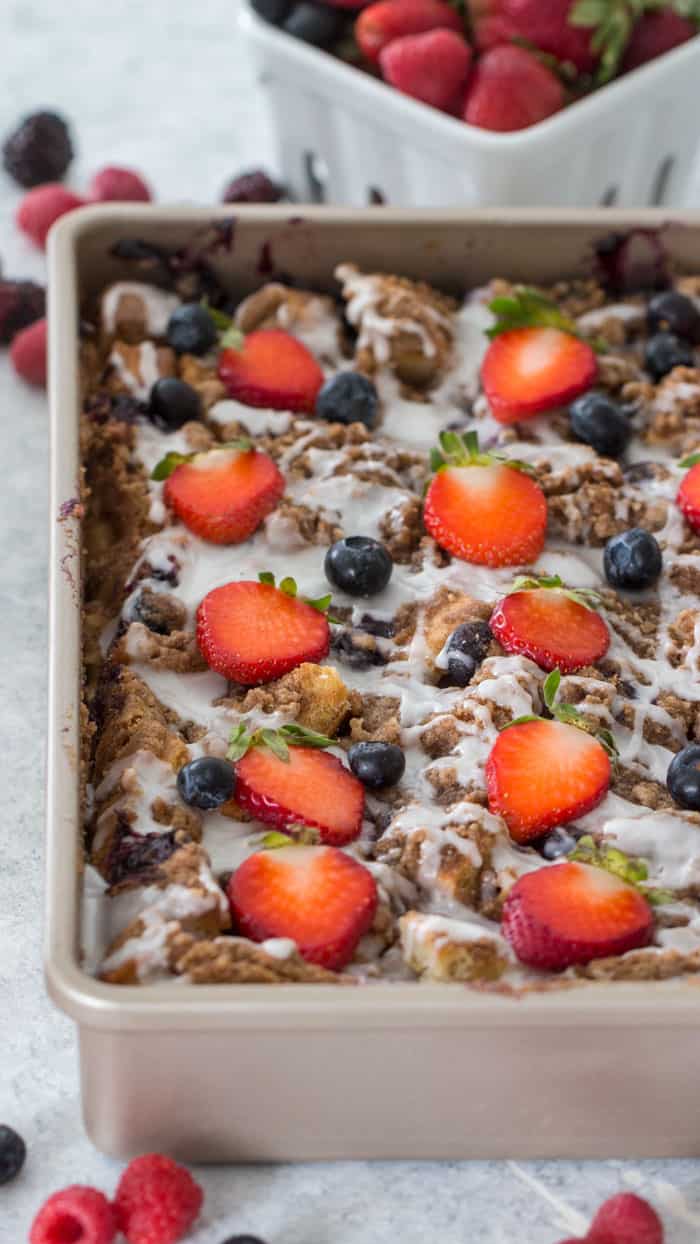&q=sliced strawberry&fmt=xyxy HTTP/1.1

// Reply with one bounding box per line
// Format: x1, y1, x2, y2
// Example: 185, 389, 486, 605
160, 445, 284, 544
482, 326, 597, 423
423, 432, 547, 567
677, 458, 700, 533
197, 579, 330, 684
356, 0, 463, 63
486, 717, 611, 843
229, 845, 377, 970
501, 861, 654, 970
490, 579, 610, 673
235, 743, 364, 845
218, 328, 323, 413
